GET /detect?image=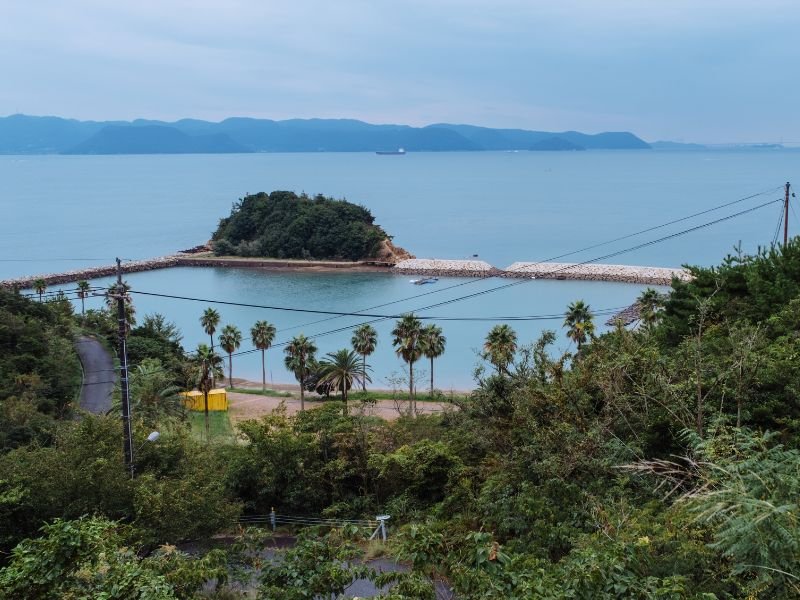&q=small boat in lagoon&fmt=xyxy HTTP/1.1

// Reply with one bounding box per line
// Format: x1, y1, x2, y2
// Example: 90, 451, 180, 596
410, 277, 439, 285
